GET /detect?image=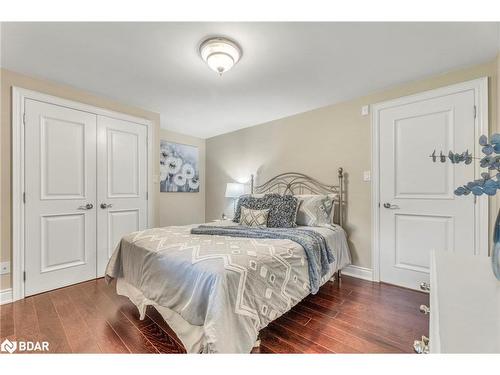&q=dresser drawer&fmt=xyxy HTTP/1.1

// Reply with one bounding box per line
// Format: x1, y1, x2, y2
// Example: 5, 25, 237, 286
426, 250, 500, 353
